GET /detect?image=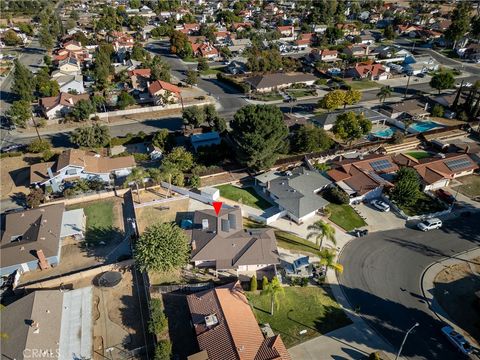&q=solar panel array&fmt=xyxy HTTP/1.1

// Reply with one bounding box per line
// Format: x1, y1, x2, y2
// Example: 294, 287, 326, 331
370, 159, 393, 172
445, 158, 472, 171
